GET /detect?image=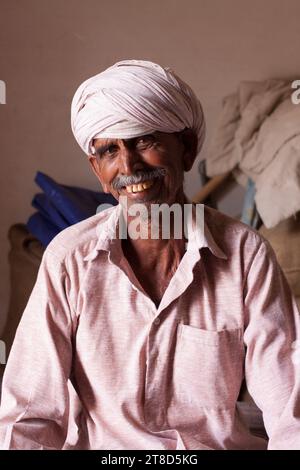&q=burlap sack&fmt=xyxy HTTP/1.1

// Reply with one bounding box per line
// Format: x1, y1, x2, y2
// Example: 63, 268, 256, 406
0, 224, 44, 378
259, 213, 300, 310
